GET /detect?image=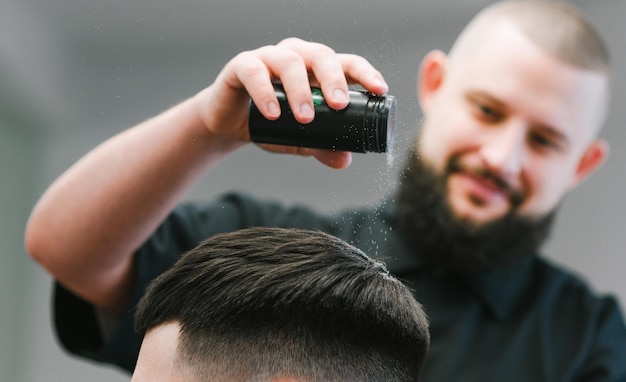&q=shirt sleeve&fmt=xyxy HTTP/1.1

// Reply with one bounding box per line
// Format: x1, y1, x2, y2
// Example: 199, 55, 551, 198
52, 192, 331, 373
53, 282, 141, 373
575, 296, 626, 382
